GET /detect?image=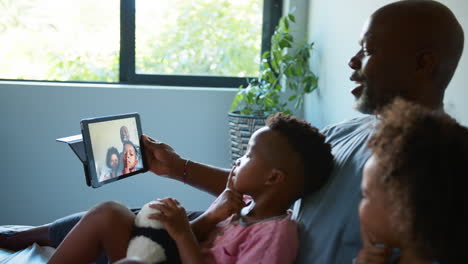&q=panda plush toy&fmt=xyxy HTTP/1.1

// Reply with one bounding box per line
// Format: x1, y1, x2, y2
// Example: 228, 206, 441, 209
126, 202, 181, 264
